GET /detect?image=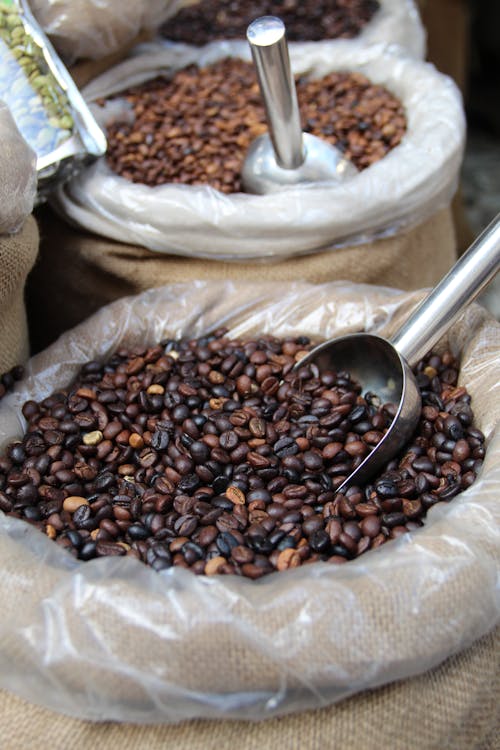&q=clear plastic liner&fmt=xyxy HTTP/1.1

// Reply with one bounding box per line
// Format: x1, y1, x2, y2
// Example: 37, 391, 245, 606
0, 100, 36, 234
0, 281, 498, 724
52, 42, 465, 260
160, 0, 426, 59
30, 0, 200, 63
